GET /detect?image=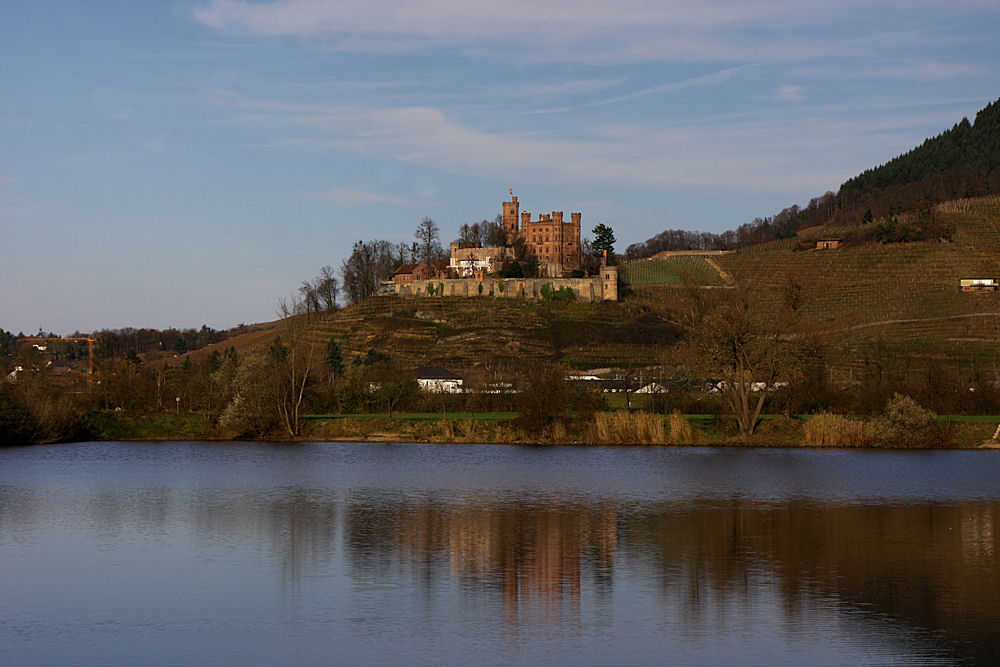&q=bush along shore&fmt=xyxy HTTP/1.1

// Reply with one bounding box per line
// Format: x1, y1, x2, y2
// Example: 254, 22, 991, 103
70, 398, 1000, 449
